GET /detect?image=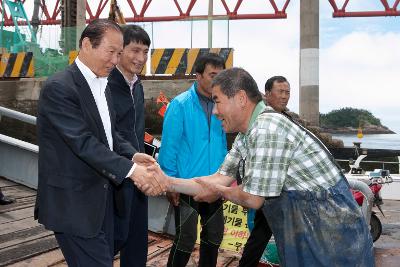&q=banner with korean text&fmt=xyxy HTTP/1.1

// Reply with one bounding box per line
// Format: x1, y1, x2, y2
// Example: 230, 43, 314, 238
220, 200, 250, 252
197, 200, 249, 252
